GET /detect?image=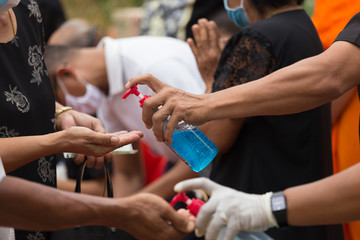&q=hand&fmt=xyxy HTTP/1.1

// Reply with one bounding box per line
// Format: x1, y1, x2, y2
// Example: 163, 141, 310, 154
126, 74, 210, 144
55, 108, 110, 168
113, 193, 196, 240
60, 127, 143, 169
174, 178, 277, 240
188, 19, 223, 93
